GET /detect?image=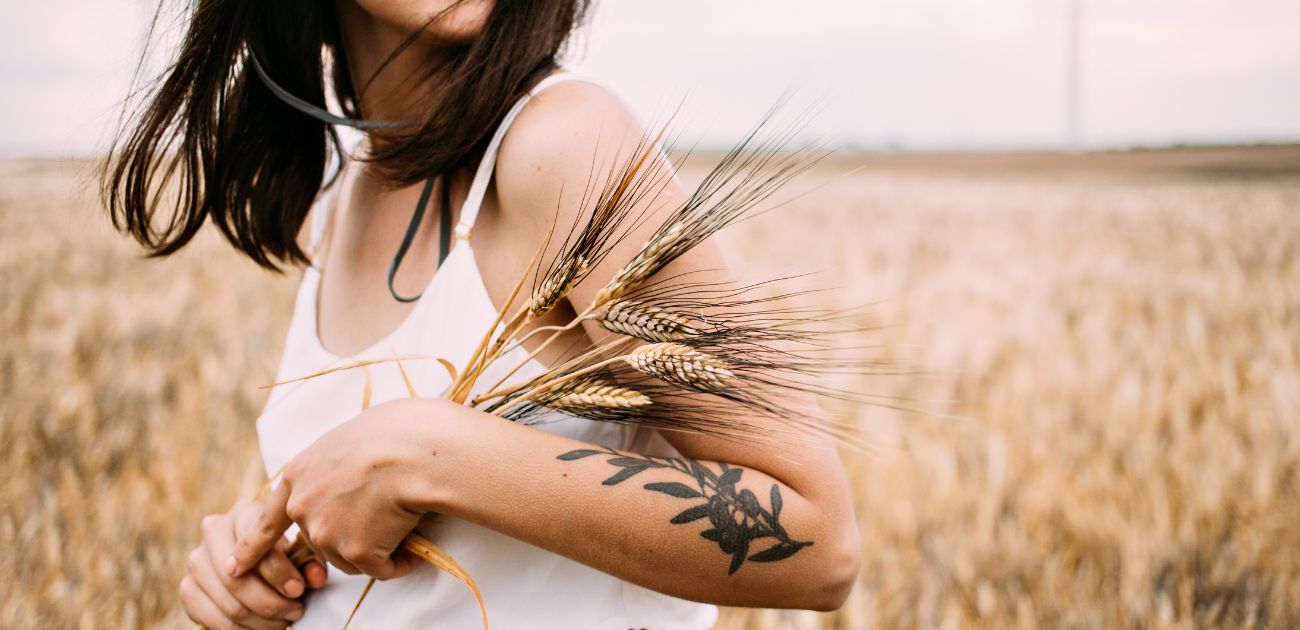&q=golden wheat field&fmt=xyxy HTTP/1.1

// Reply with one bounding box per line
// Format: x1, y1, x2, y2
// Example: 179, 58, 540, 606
2, 146, 1298, 629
